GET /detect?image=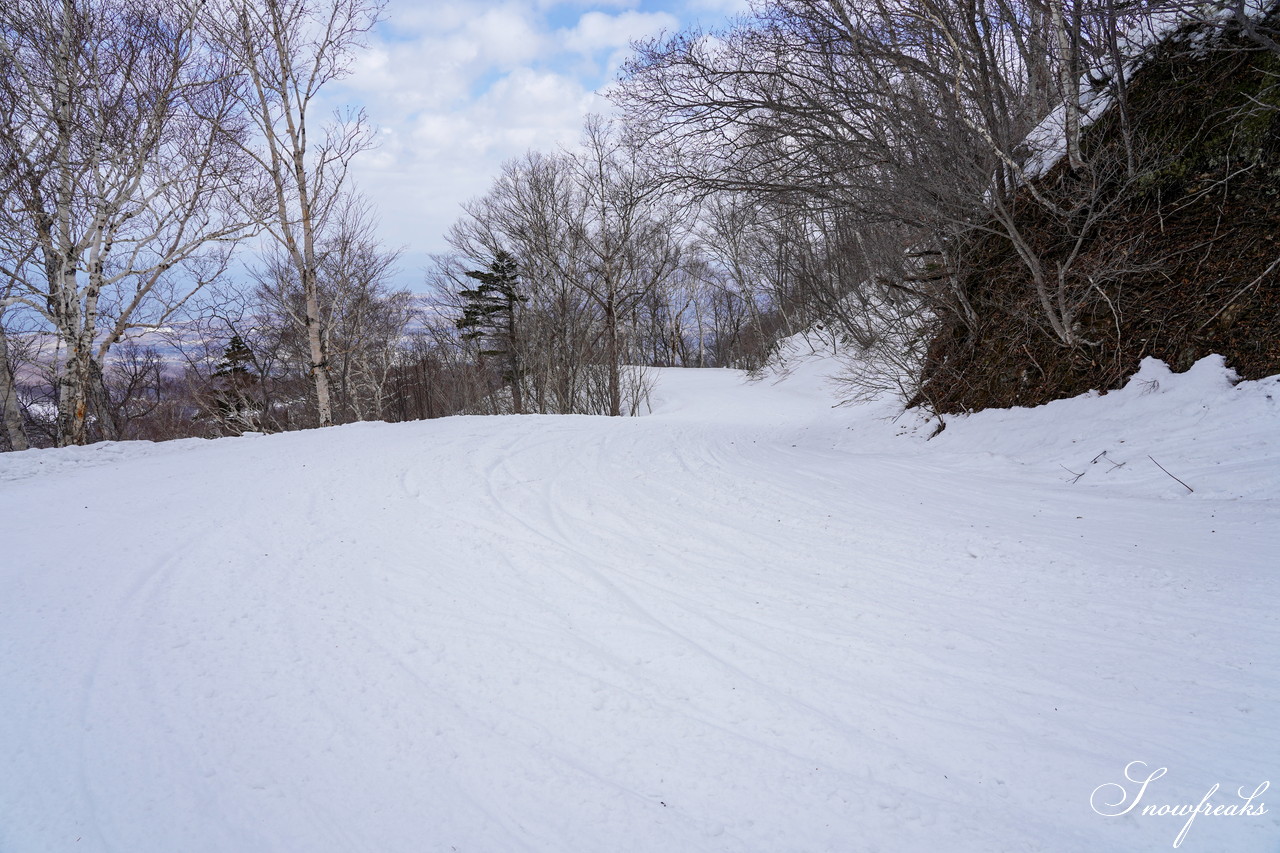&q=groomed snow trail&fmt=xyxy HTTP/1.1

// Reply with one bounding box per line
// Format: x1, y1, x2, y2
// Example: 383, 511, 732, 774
2, 352, 1278, 852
